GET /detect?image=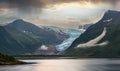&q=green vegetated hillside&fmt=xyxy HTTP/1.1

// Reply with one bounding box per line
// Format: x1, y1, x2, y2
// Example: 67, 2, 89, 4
0, 53, 25, 65
65, 10, 120, 58
0, 19, 68, 55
